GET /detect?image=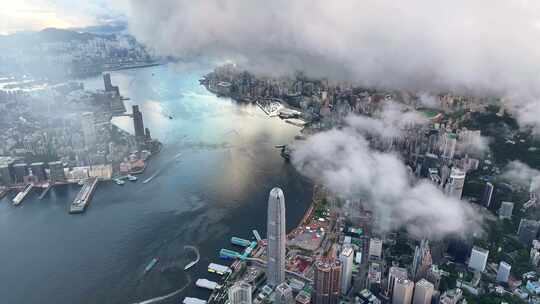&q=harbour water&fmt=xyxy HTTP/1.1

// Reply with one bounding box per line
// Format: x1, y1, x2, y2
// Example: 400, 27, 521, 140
0, 64, 312, 304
